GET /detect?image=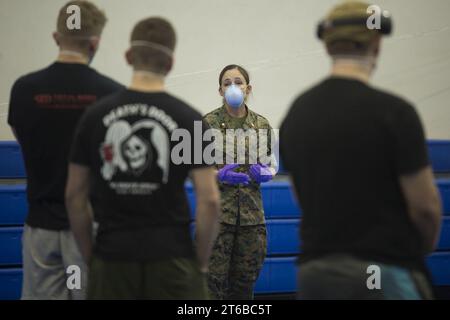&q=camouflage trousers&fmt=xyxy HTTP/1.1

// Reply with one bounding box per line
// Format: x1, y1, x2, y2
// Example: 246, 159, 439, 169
208, 223, 267, 300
